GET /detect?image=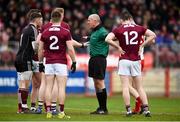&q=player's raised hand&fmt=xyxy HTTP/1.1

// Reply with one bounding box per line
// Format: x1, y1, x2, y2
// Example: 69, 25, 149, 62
71, 62, 76, 73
